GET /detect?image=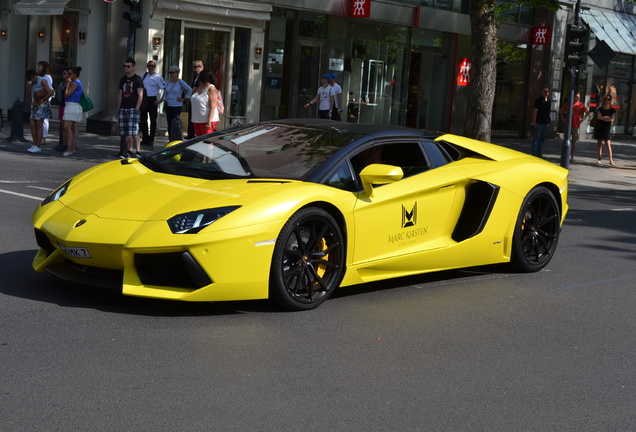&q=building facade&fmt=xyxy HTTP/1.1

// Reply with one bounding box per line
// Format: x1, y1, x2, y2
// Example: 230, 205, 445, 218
0, 0, 634, 138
